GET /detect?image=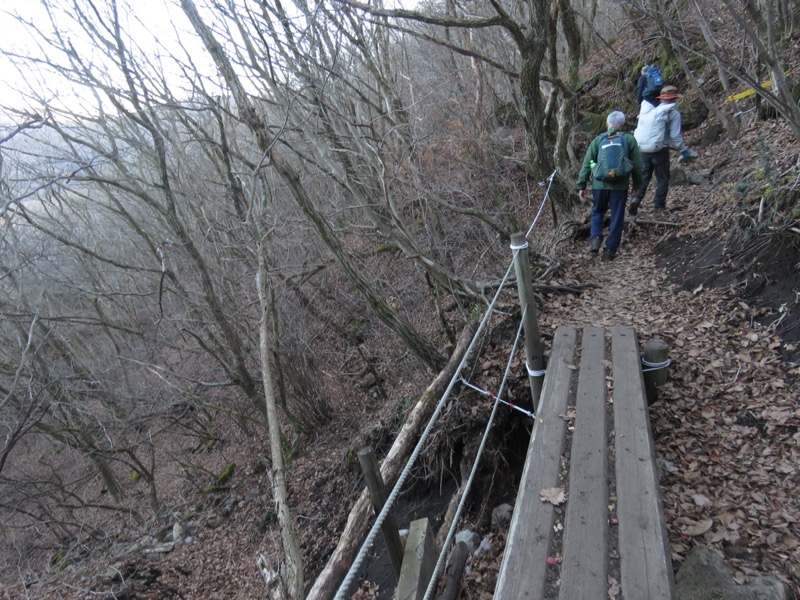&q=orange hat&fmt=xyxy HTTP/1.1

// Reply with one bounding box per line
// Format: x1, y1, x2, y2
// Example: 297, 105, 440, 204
658, 85, 683, 100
